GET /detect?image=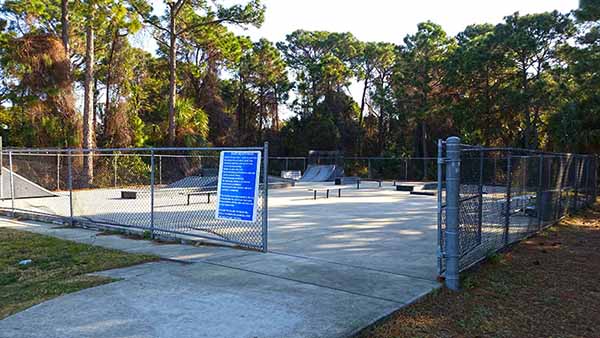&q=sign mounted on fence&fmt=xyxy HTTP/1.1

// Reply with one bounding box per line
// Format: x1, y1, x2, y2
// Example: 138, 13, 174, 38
216, 151, 262, 222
